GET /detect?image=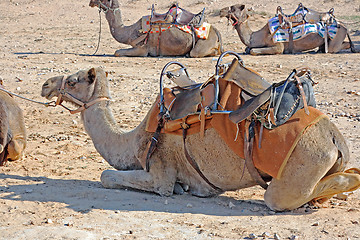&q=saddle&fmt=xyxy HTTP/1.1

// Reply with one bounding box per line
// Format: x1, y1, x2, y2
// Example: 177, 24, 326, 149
276, 3, 336, 53
145, 51, 317, 190
151, 4, 205, 27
